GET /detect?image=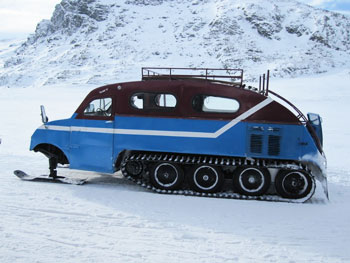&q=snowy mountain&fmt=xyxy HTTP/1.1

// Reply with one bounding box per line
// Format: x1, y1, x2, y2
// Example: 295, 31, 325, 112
0, 0, 349, 87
